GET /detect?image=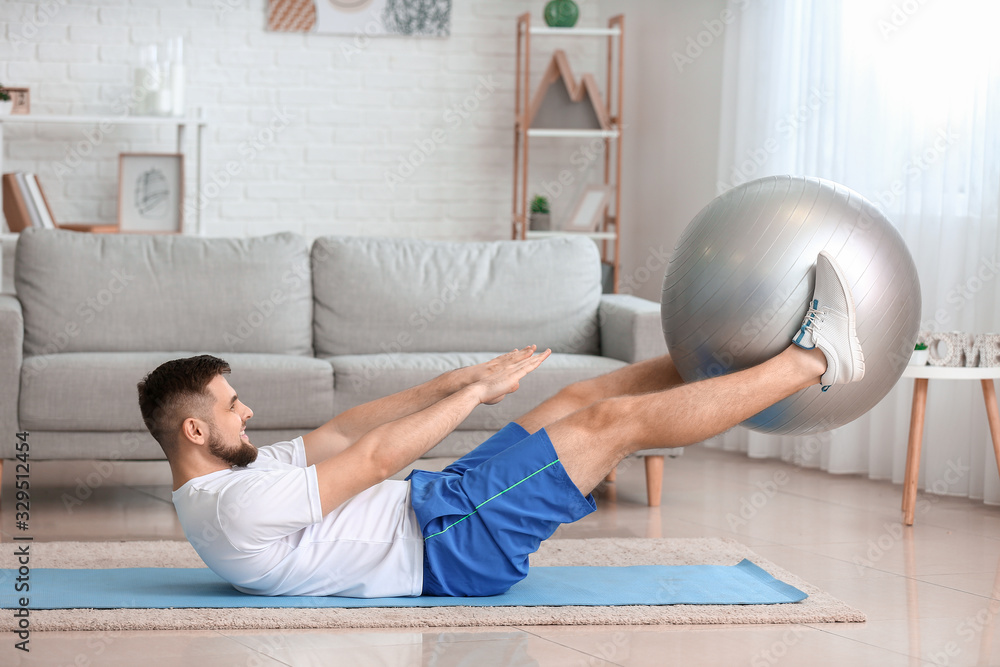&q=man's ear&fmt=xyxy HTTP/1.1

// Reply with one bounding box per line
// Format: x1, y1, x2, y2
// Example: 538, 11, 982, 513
181, 417, 209, 446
